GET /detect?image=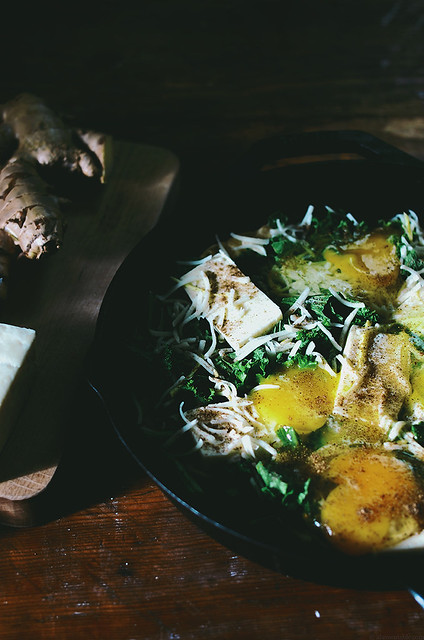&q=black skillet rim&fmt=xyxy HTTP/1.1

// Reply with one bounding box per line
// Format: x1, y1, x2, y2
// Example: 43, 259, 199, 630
85, 130, 424, 591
